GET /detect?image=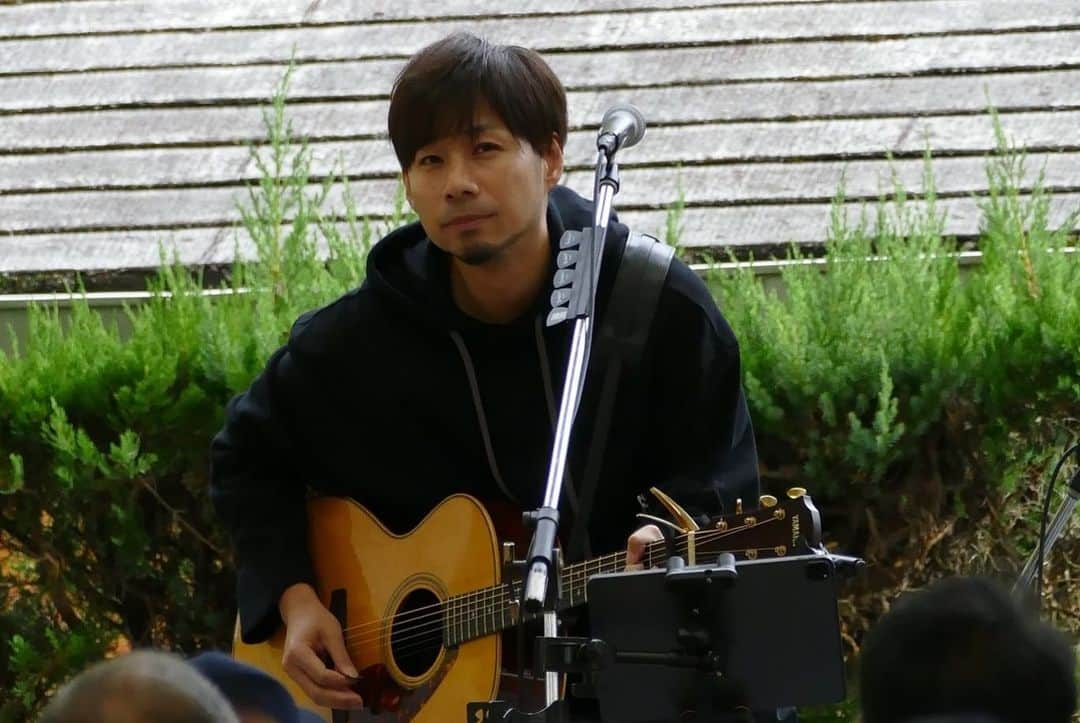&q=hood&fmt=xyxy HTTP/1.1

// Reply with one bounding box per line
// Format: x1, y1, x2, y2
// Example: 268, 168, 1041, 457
363, 184, 613, 332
